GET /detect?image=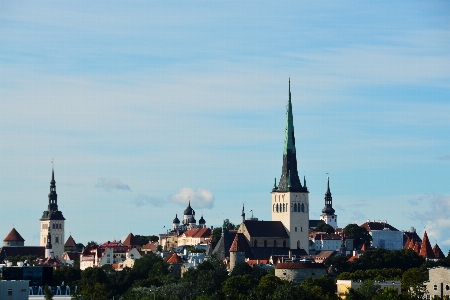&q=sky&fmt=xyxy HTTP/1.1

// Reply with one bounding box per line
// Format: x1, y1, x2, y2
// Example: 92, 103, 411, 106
1, 1, 449, 254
